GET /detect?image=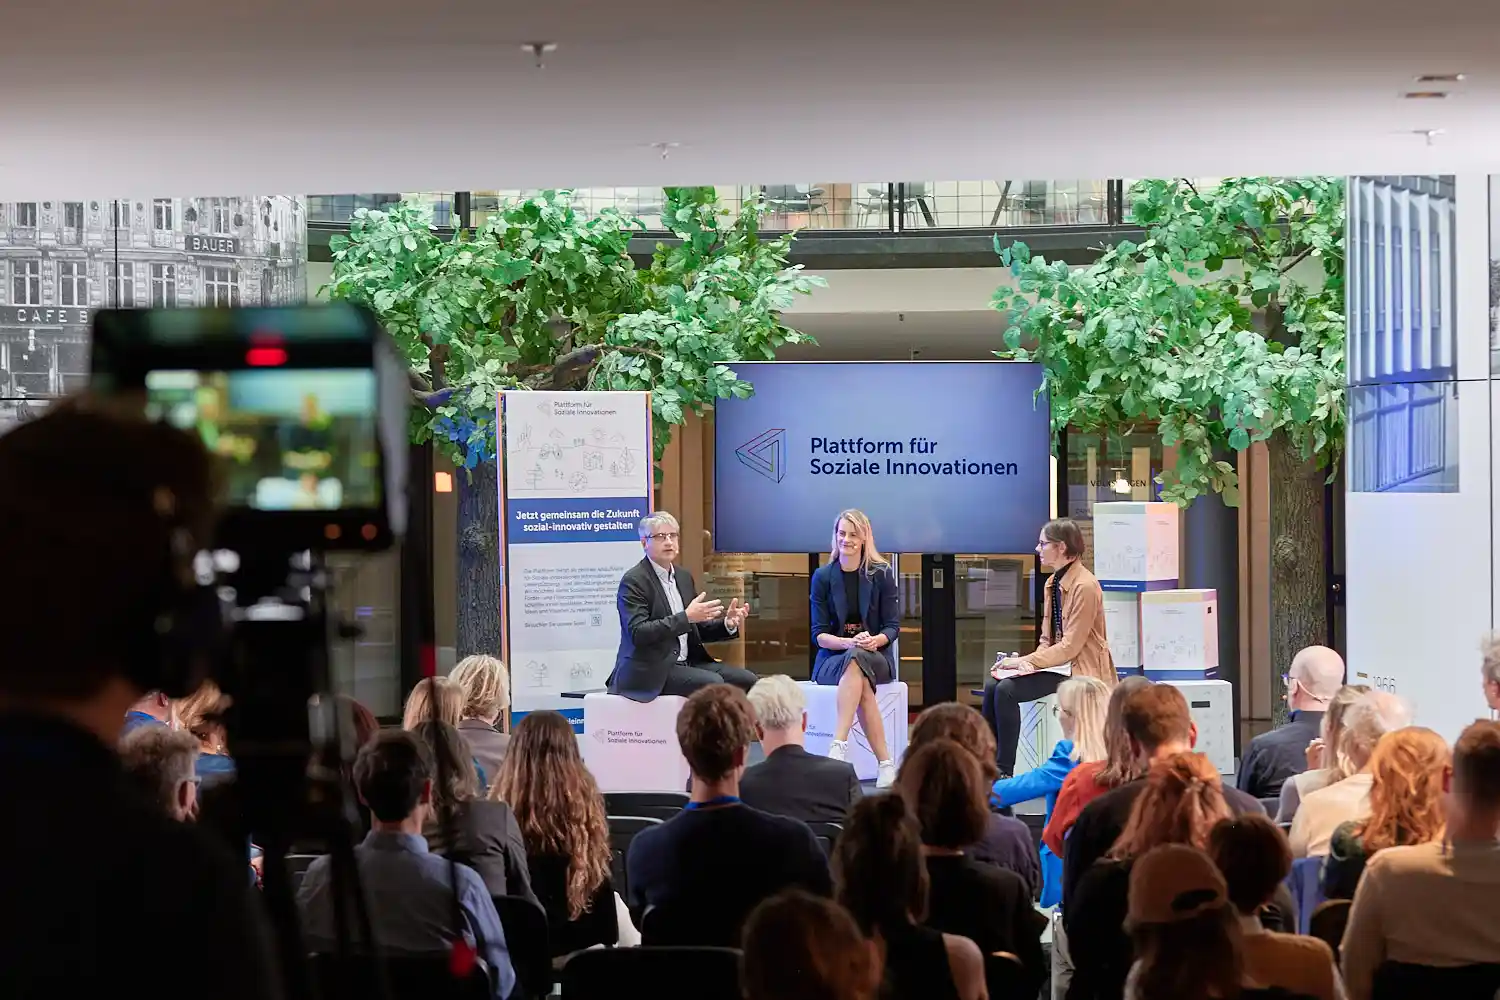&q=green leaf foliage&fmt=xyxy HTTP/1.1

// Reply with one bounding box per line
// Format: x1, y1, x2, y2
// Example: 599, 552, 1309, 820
325, 189, 823, 471
992, 177, 1345, 507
